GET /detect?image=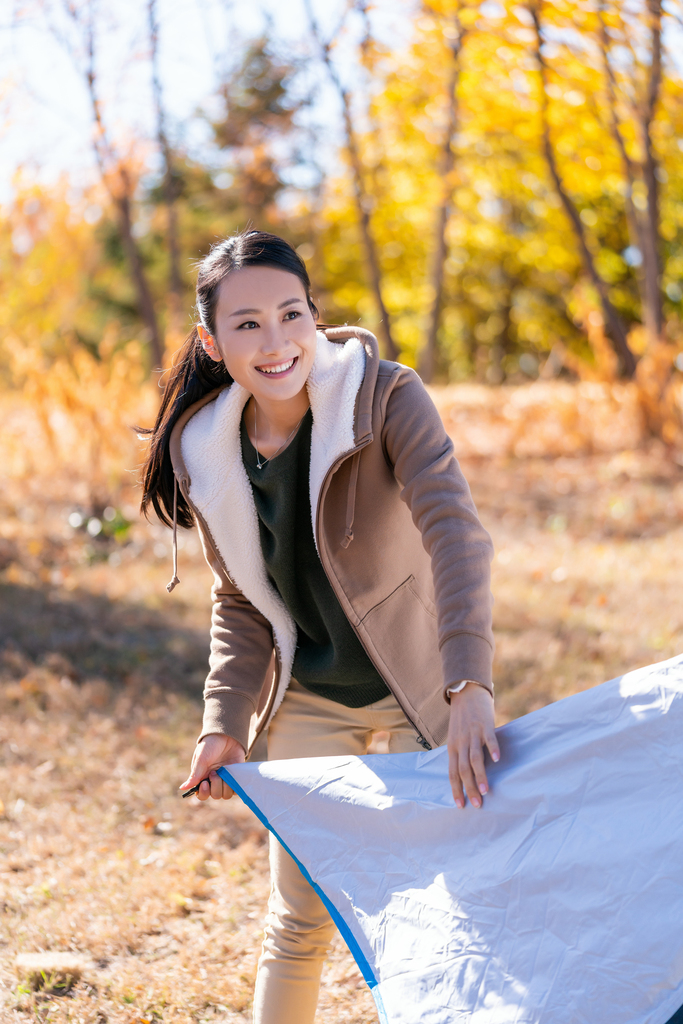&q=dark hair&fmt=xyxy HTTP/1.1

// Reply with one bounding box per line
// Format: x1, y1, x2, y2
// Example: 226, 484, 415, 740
140, 230, 323, 528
